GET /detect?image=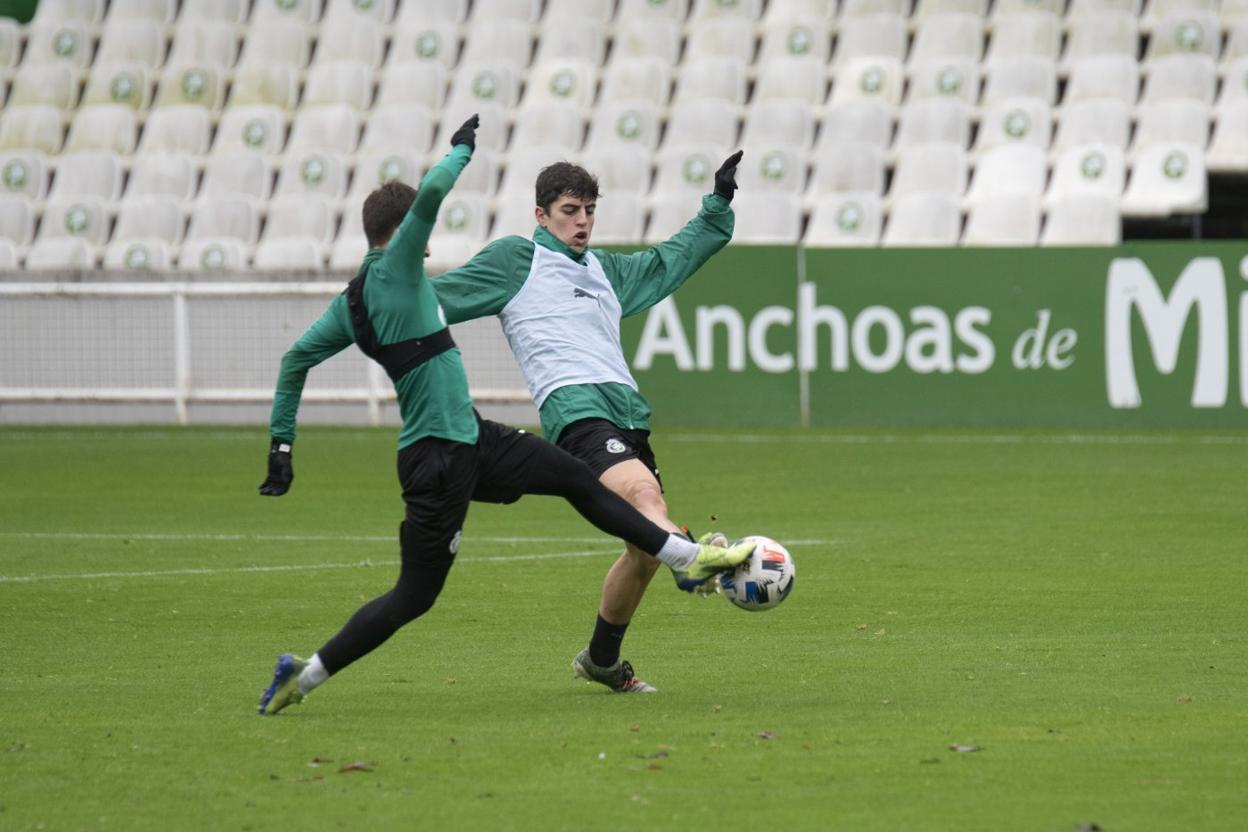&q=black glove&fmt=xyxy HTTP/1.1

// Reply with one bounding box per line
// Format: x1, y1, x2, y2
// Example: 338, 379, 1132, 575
449, 114, 479, 151
714, 150, 743, 202
259, 438, 293, 496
